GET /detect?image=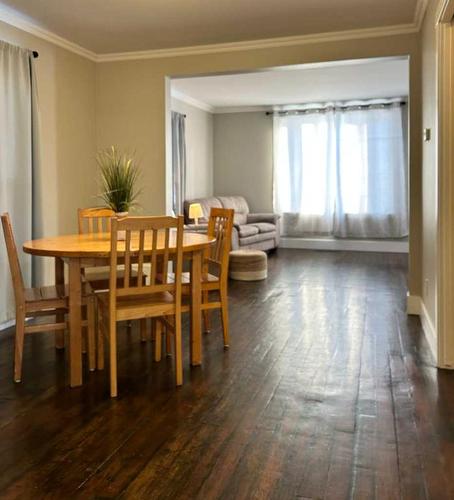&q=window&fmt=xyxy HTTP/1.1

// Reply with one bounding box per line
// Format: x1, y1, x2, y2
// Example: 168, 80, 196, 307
273, 99, 408, 238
